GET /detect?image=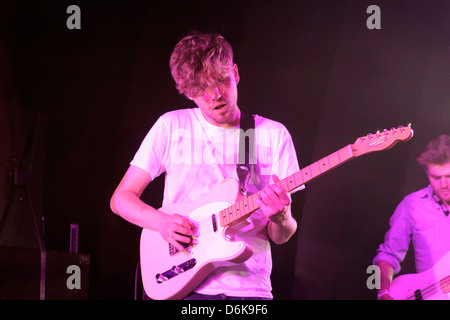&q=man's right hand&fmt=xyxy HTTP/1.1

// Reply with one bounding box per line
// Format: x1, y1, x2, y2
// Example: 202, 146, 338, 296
159, 213, 197, 252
